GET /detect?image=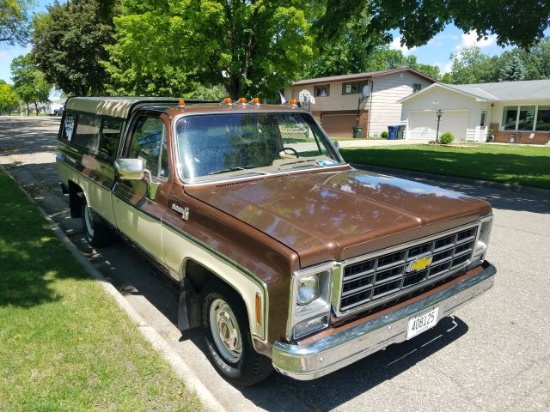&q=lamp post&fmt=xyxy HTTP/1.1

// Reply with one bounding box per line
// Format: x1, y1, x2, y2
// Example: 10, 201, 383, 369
435, 109, 443, 143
